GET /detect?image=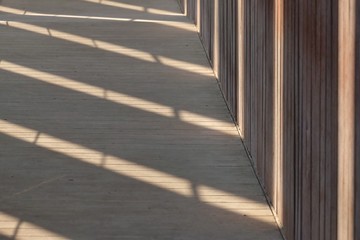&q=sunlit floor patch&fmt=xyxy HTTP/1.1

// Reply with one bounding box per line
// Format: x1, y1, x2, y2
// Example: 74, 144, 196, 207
0, 5, 194, 31
0, 20, 210, 76
0, 212, 68, 240
0, 60, 238, 136
0, 20, 156, 62
80, 0, 183, 16
0, 119, 272, 218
